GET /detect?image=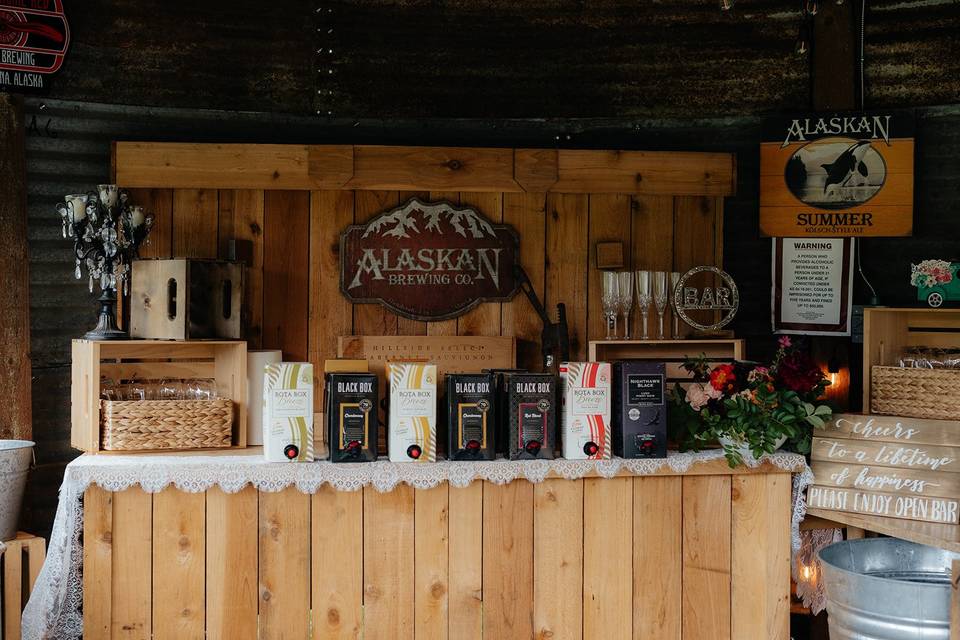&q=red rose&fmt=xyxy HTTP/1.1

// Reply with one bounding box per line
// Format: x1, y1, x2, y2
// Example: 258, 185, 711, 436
710, 364, 737, 393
